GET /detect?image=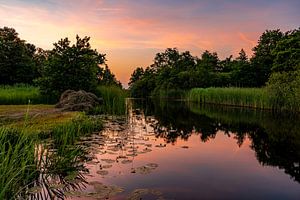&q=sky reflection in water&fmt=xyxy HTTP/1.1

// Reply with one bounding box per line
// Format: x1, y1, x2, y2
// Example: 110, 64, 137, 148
30, 99, 300, 200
